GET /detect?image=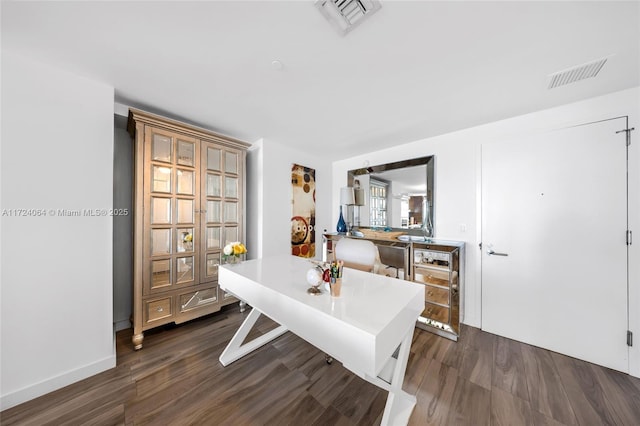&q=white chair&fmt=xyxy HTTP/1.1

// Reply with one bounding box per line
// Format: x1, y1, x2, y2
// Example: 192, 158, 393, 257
334, 238, 398, 278
334, 238, 376, 271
